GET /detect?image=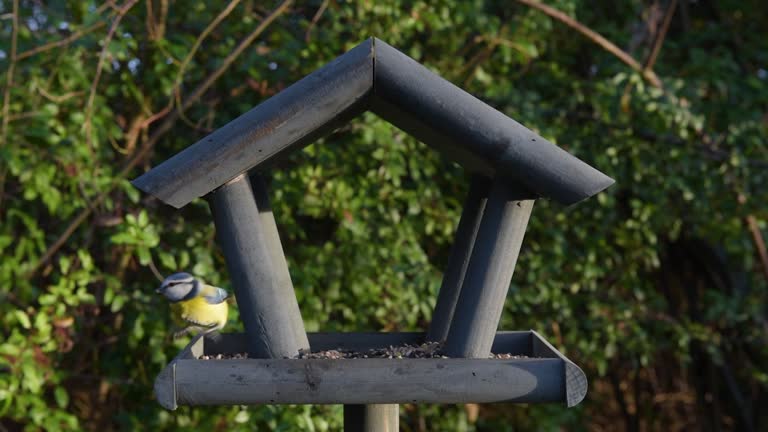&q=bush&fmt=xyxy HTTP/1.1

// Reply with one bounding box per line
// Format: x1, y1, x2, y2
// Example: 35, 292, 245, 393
1, 1, 766, 430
